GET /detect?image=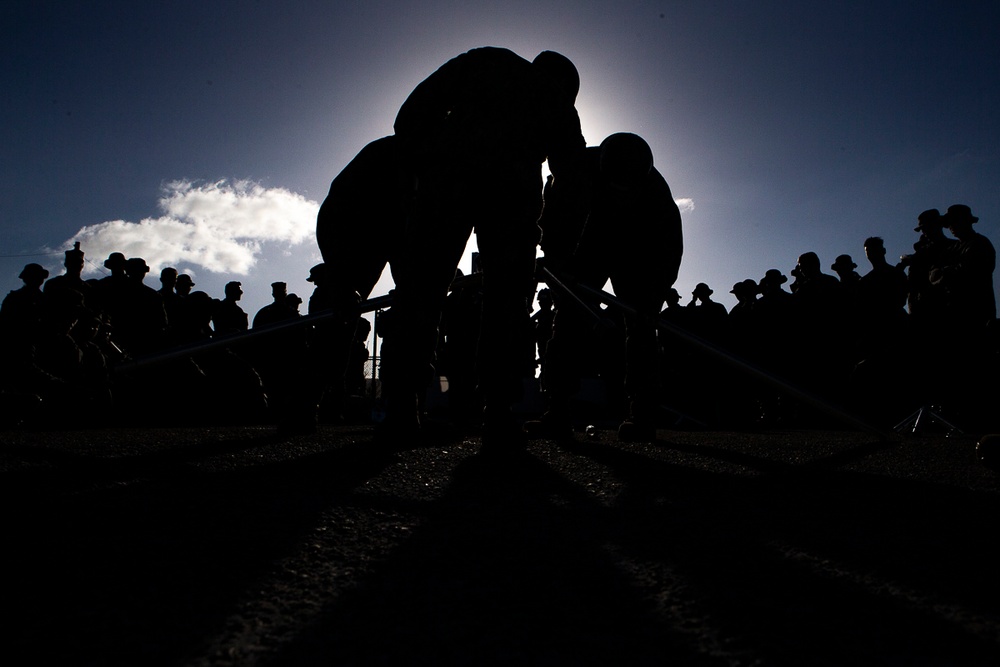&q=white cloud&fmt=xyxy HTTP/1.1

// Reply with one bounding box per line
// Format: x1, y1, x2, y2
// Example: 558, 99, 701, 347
675, 197, 695, 213
52, 180, 319, 276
